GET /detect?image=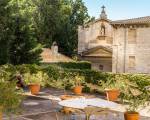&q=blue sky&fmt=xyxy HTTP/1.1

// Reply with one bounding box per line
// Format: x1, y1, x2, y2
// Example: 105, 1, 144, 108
83, 0, 150, 20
